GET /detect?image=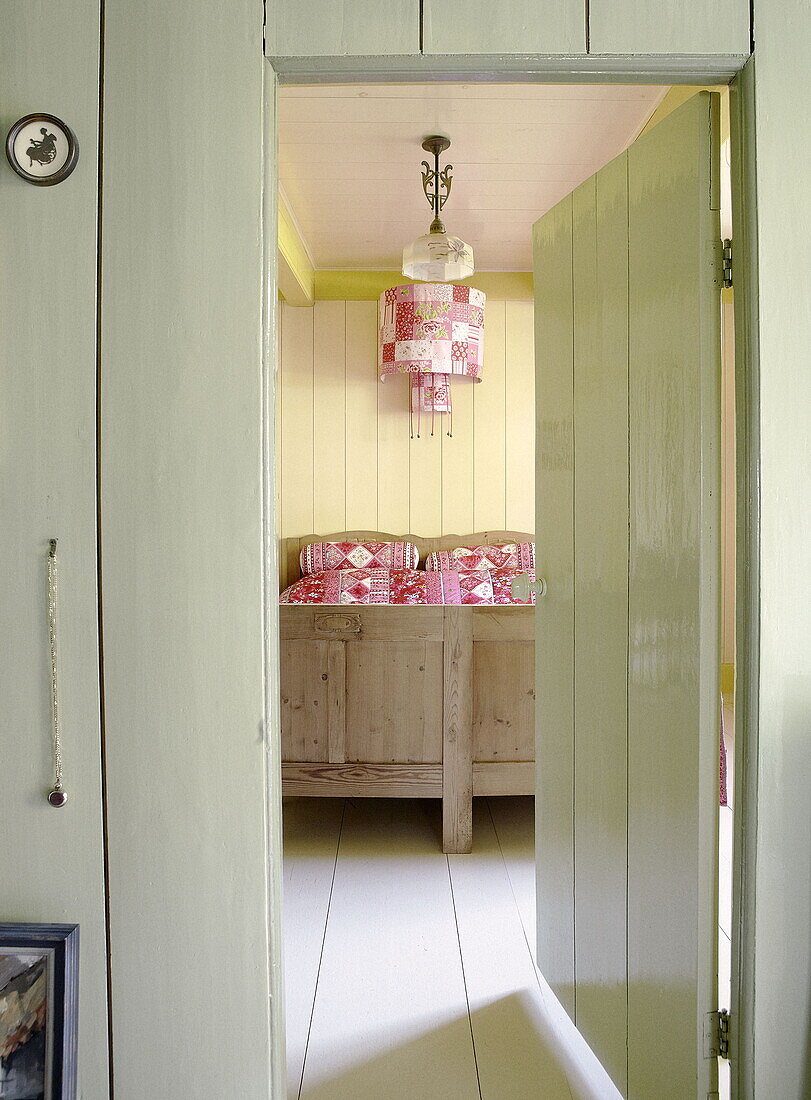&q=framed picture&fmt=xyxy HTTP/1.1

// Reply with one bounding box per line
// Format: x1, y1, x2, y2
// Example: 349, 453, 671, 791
5, 115, 79, 187
0, 924, 79, 1100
